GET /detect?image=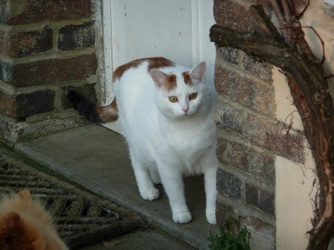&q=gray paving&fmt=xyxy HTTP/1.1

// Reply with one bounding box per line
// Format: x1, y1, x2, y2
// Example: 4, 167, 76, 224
81, 228, 194, 250
15, 124, 219, 249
